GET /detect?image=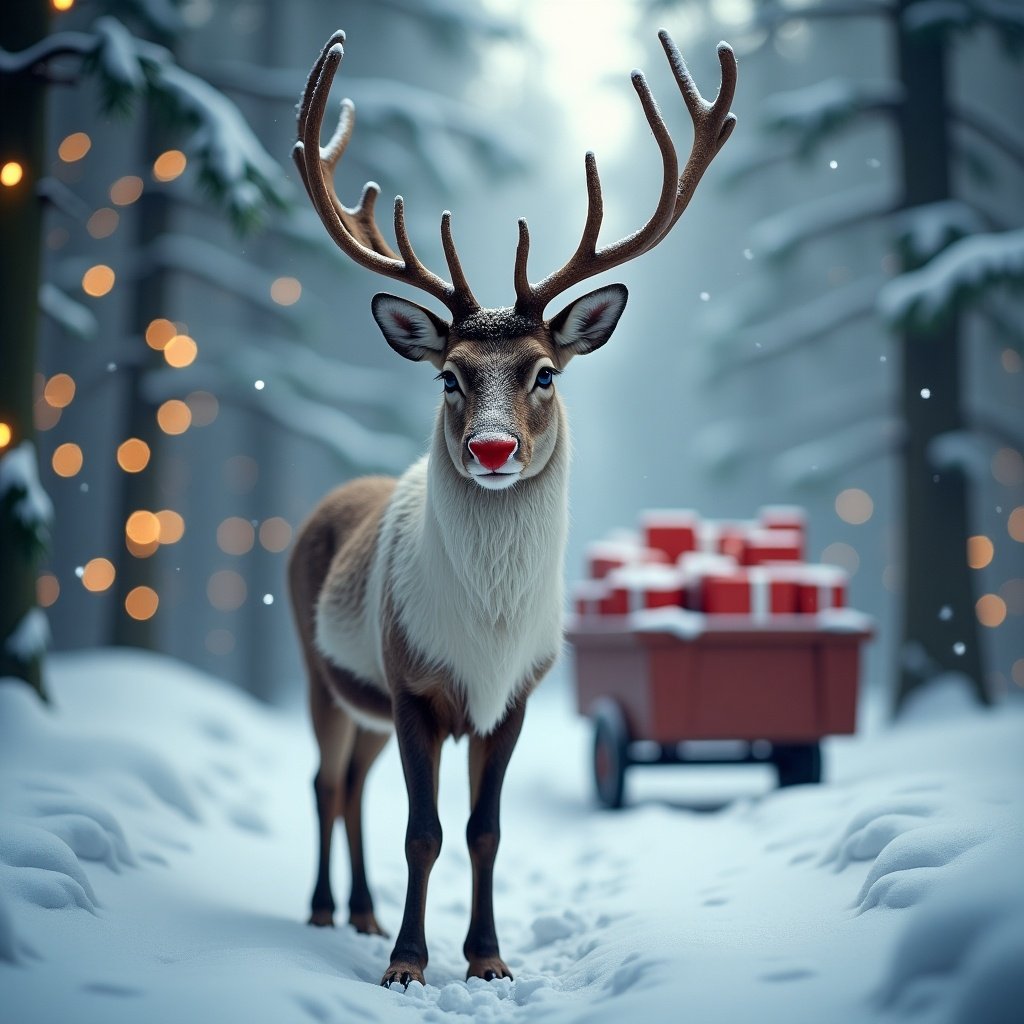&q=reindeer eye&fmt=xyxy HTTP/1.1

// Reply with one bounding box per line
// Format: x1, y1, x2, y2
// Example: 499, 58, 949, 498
535, 367, 554, 389
440, 371, 460, 394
